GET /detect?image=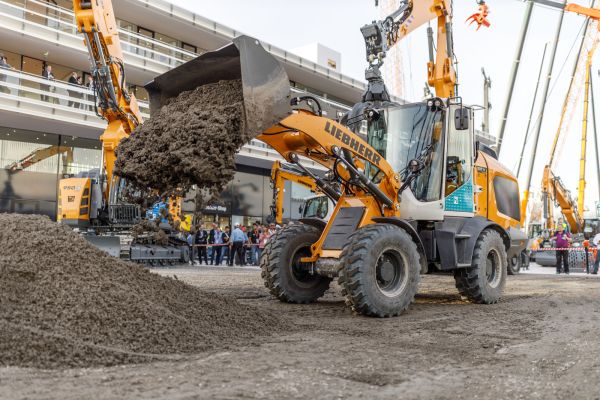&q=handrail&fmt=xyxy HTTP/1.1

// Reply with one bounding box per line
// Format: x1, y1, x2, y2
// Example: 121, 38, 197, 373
0, 68, 151, 115
0, 0, 197, 63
